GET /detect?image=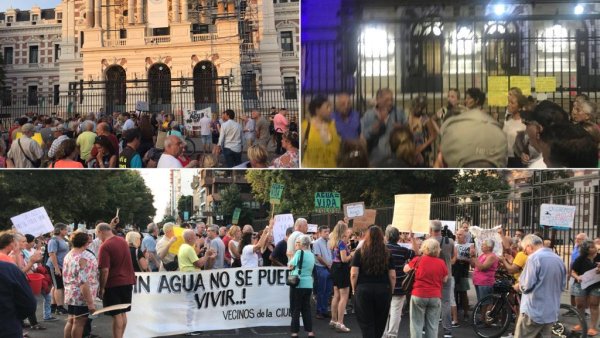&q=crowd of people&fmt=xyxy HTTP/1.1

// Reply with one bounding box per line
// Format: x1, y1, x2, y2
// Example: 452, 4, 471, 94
0, 107, 299, 169
4, 215, 594, 338
302, 88, 600, 168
